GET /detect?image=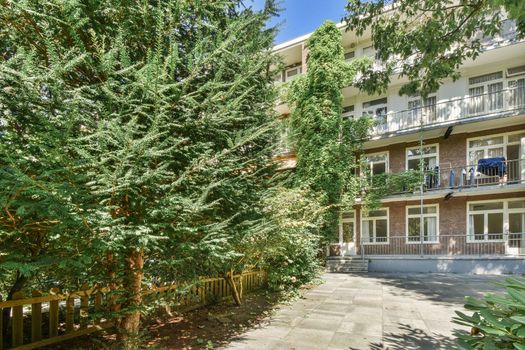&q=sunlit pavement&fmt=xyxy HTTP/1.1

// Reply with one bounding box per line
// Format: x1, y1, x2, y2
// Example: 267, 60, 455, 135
221, 272, 503, 350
